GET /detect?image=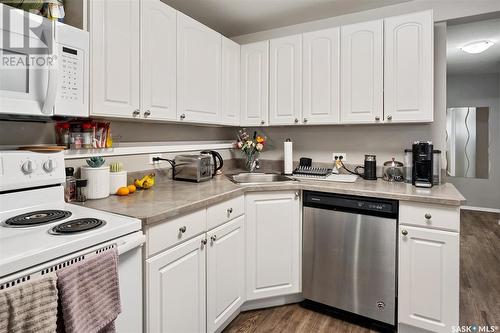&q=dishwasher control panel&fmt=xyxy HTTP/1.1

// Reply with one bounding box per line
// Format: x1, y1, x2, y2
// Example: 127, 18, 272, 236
303, 191, 398, 218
